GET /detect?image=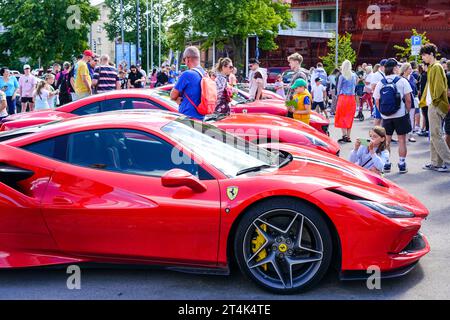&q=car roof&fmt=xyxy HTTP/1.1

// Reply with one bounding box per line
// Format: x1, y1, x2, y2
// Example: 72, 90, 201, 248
1, 110, 182, 145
